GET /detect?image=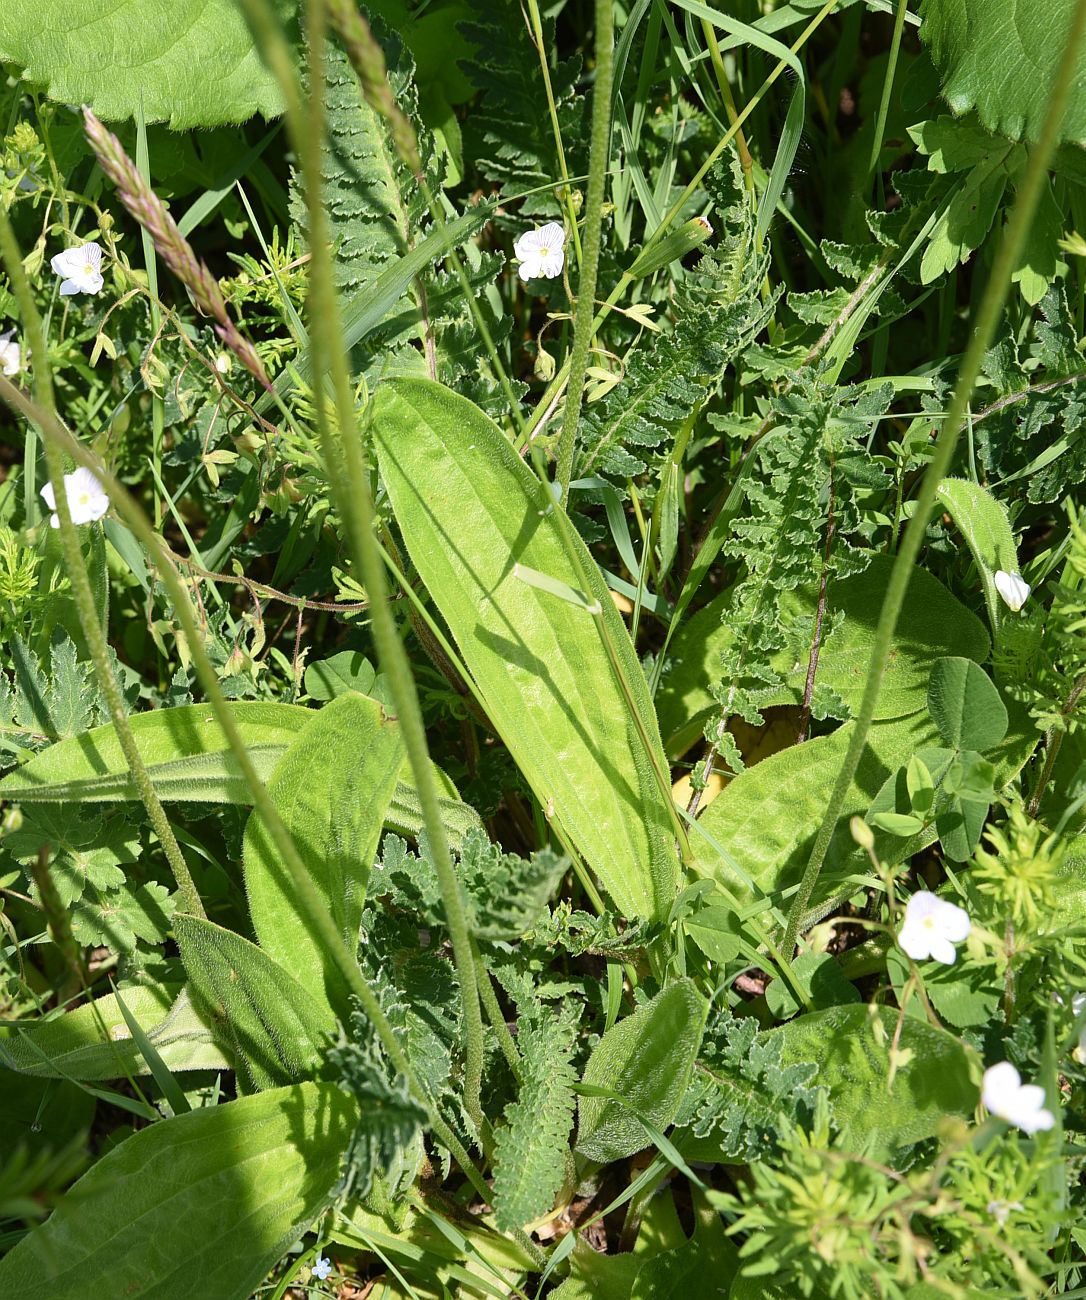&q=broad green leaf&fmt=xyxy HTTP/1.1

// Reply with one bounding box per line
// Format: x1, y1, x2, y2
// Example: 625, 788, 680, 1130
919, 153, 1010, 283
576, 980, 707, 1162
0, 984, 230, 1080
244, 692, 403, 1013
0, 0, 298, 128
373, 377, 679, 921
0, 701, 481, 849
656, 557, 987, 757
935, 478, 1019, 633
304, 650, 387, 702
0, 1082, 356, 1299
174, 916, 335, 1092
920, 0, 1086, 146
693, 712, 940, 911
764, 953, 860, 1019
770, 1004, 977, 1157
927, 657, 1009, 751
